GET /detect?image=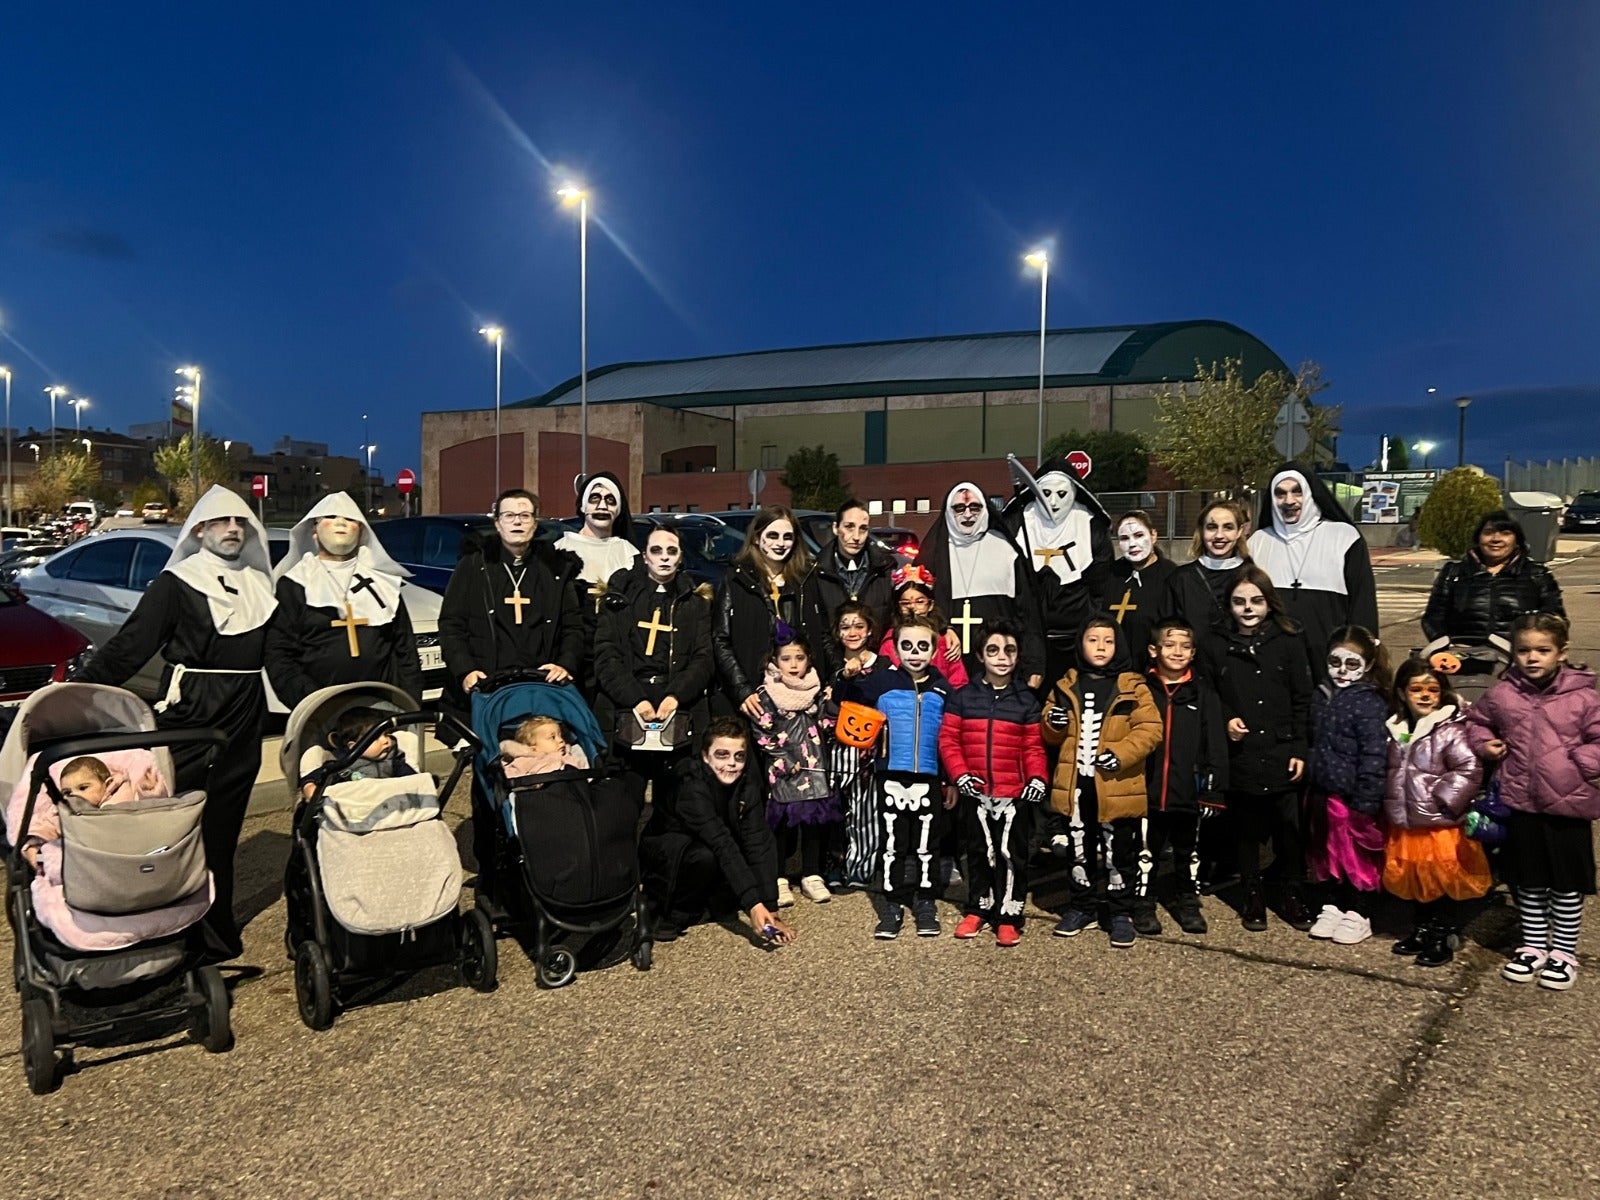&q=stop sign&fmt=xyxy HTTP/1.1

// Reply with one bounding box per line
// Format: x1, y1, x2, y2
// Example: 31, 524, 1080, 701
1065, 449, 1093, 479
251, 474, 268, 498
396, 468, 416, 495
